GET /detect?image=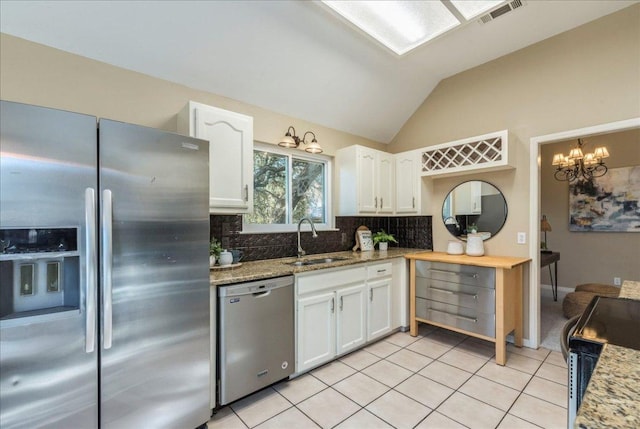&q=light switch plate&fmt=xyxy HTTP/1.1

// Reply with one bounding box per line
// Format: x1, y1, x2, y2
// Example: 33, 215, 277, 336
517, 232, 526, 244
